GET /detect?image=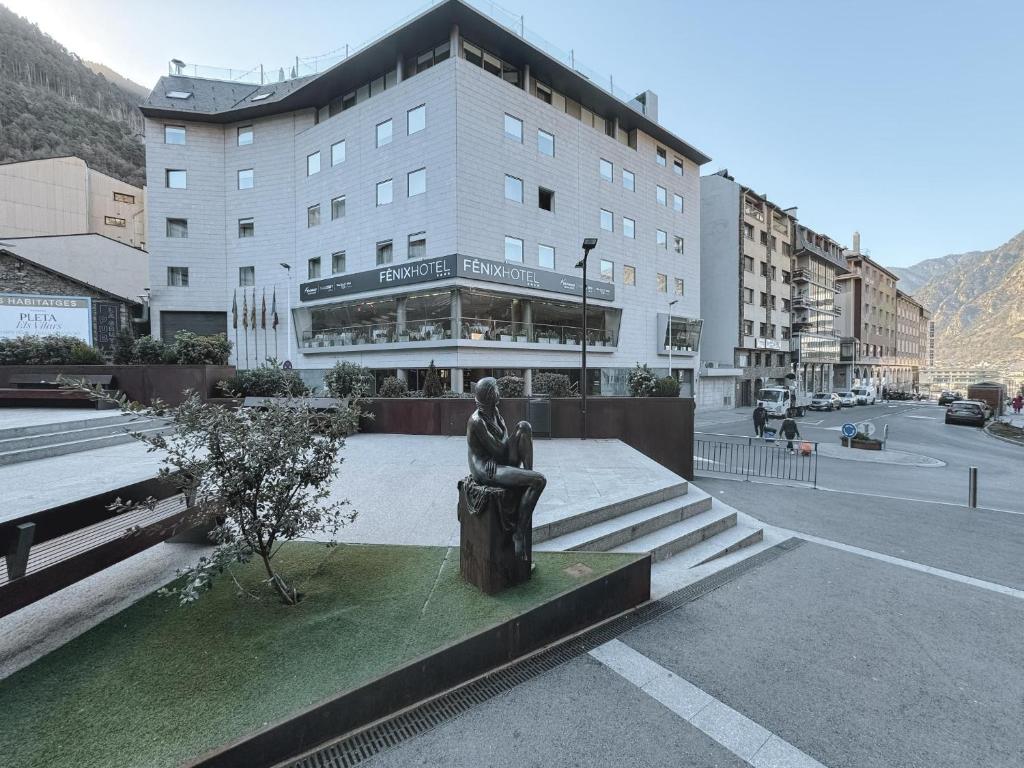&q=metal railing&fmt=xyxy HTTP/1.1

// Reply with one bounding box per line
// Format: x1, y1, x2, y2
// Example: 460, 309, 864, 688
303, 319, 453, 348
694, 431, 818, 487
